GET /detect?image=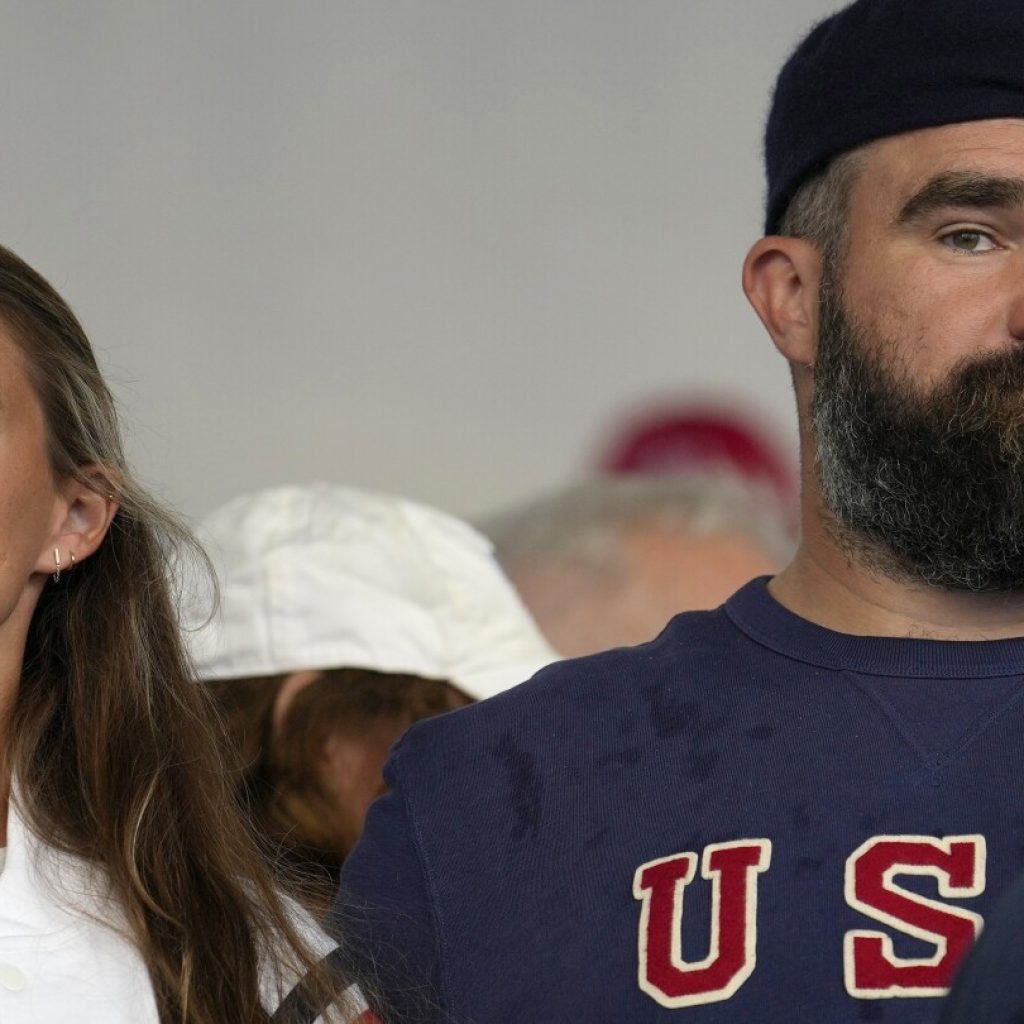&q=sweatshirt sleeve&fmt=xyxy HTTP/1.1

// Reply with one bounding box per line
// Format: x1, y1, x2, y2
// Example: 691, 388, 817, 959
329, 749, 446, 1024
